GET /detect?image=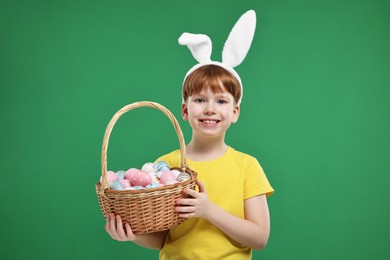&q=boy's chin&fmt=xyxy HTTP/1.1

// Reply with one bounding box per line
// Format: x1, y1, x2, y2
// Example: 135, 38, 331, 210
197, 130, 226, 138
